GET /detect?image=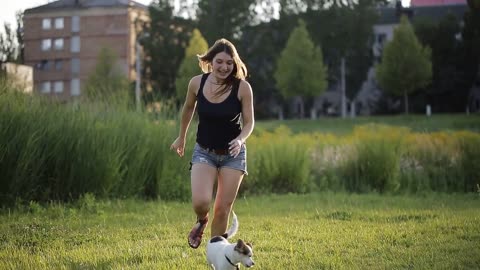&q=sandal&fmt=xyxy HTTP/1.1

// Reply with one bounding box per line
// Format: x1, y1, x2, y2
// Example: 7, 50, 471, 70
188, 217, 208, 249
